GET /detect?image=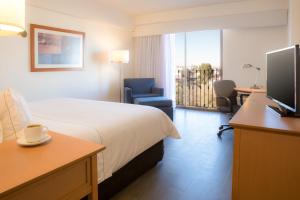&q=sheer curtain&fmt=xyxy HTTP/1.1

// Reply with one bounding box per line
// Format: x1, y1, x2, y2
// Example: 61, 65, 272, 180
133, 34, 175, 101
